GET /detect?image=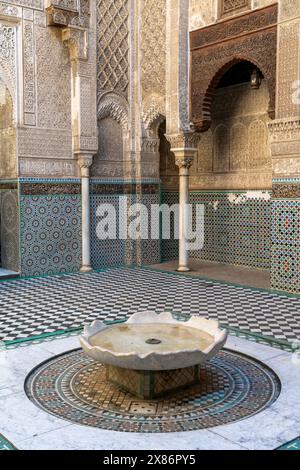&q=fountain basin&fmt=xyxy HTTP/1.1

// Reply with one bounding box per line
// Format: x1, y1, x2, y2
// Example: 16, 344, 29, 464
80, 312, 228, 398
